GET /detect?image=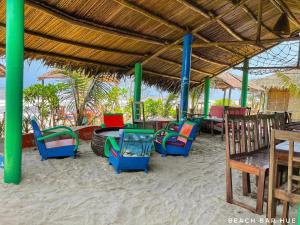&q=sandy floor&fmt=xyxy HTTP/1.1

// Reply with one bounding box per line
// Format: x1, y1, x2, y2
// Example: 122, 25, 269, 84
0, 134, 298, 225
